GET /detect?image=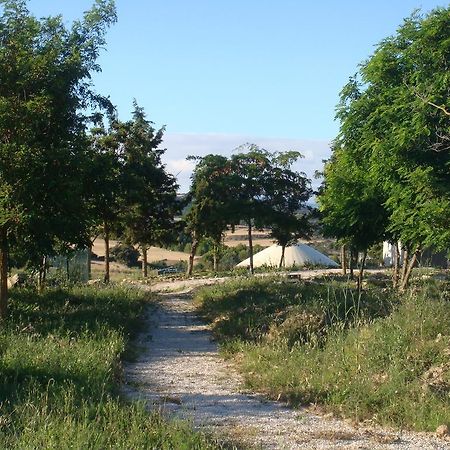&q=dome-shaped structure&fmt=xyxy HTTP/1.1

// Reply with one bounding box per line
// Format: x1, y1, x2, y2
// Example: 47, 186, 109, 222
236, 243, 338, 269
